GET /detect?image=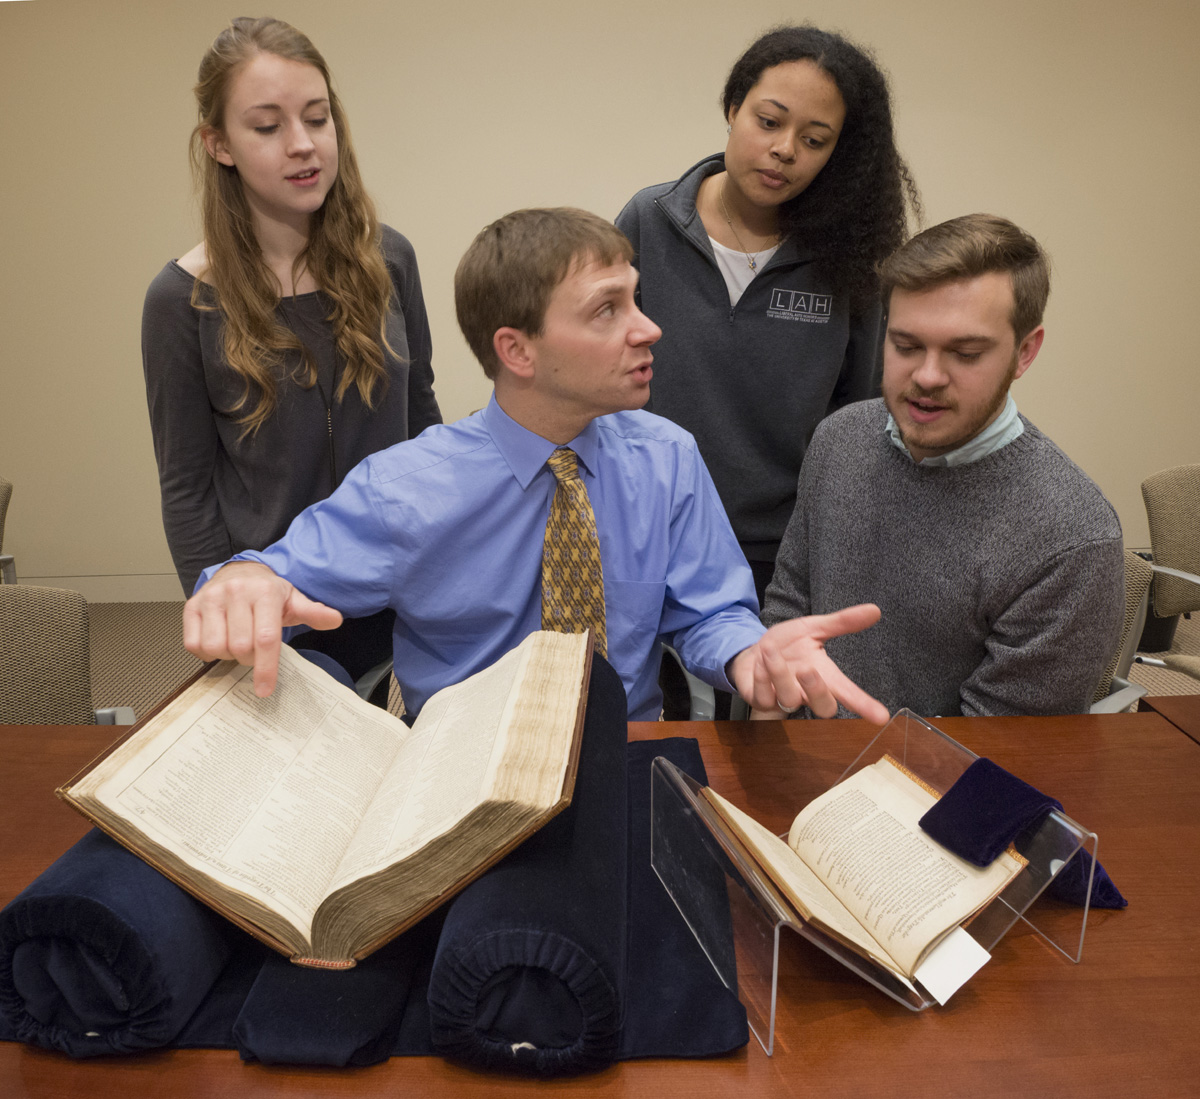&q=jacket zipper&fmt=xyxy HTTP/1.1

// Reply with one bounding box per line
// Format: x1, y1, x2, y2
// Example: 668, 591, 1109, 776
653, 193, 793, 328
